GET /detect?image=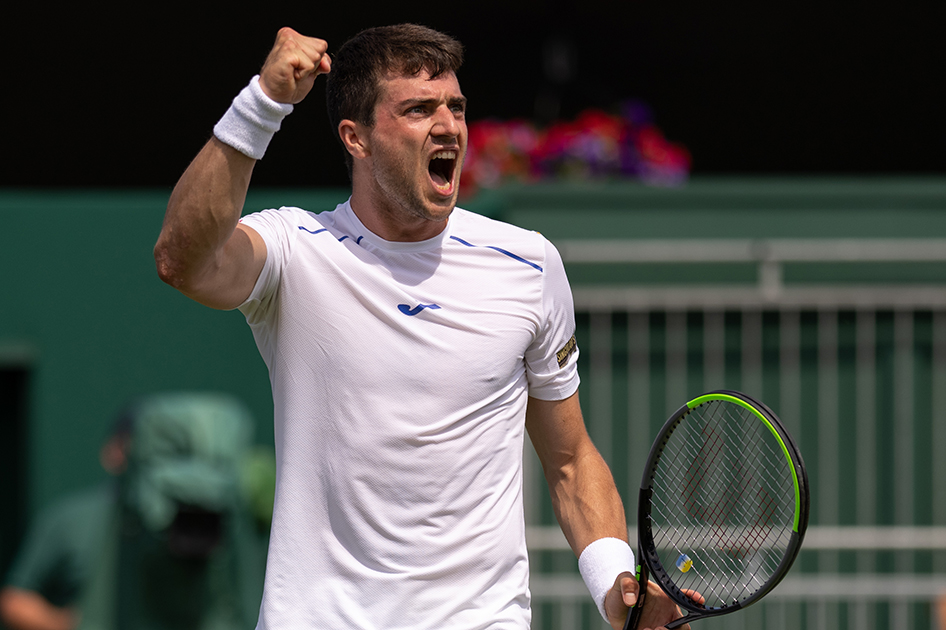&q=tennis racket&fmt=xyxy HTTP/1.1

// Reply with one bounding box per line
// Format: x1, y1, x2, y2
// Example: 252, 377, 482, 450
624, 390, 809, 629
